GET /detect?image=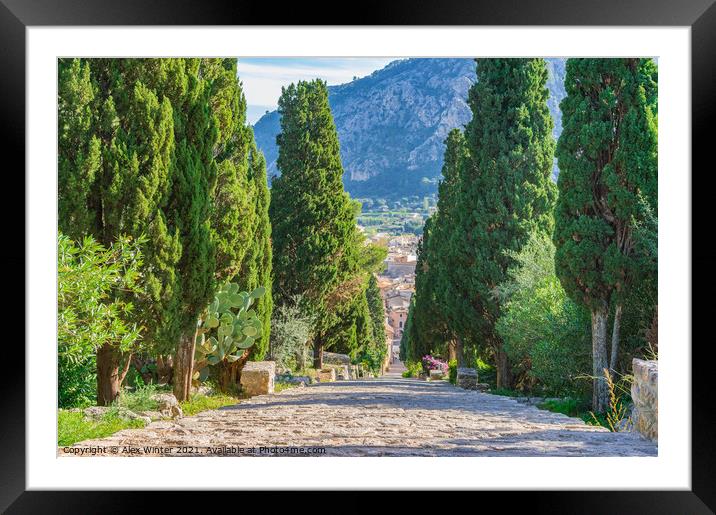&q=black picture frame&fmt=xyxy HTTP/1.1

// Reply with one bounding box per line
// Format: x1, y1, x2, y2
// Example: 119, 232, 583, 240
3, 0, 714, 511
